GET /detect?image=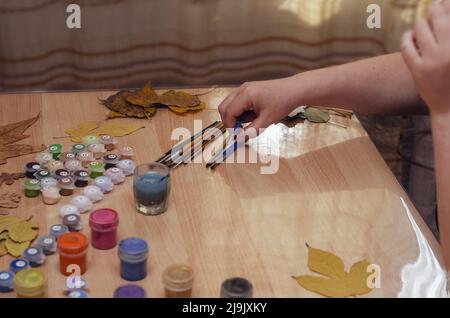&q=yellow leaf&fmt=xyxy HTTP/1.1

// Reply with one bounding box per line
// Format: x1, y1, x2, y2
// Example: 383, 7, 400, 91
8, 222, 38, 242
93, 122, 145, 137
0, 240, 7, 256
107, 111, 127, 119
5, 237, 30, 257
292, 245, 373, 298
65, 122, 99, 143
